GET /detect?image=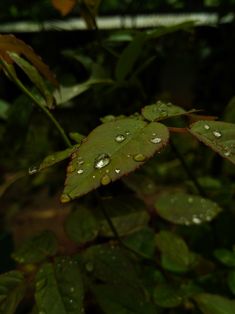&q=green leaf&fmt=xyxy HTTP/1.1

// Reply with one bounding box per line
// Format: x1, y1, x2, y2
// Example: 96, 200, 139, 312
142, 101, 188, 122
65, 206, 98, 244
82, 244, 141, 288
155, 192, 222, 225
228, 271, 235, 295
0, 271, 25, 314
69, 132, 85, 144
92, 284, 156, 314
54, 78, 113, 105
155, 231, 197, 272
62, 118, 169, 202
194, 293, 235, 314
9, 52, 55, 109
146, 21, 195, 39
153, 284, 183, 308
35, 258, 84, 314
38, 145, 80, 172
12, 230, 58, 264
0, 99, 9, 120
214, 249, 235, 267
224, 96, 235, 123
189, 120, 235, 165
115, 32, 146, 81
